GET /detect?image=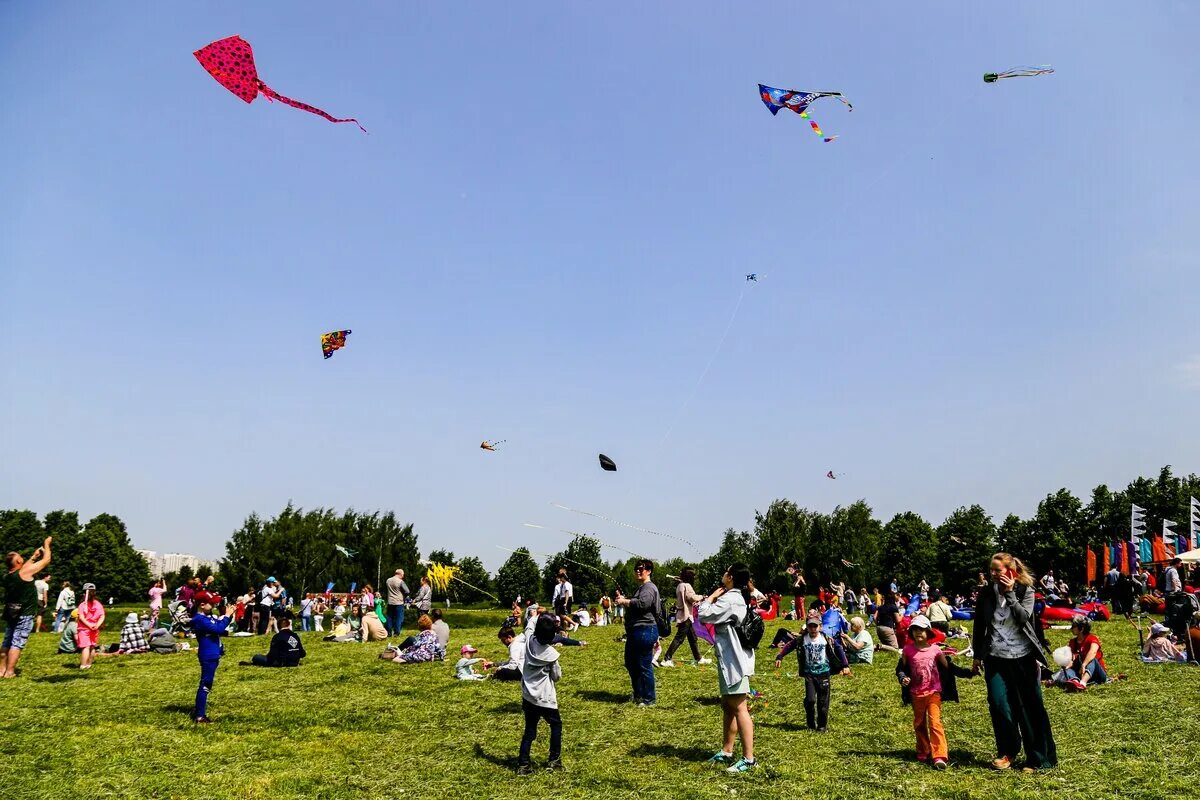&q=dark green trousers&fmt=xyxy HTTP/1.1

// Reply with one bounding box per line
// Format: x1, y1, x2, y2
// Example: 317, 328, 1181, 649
984, 654, 1057, 768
